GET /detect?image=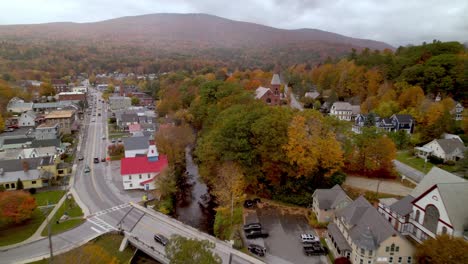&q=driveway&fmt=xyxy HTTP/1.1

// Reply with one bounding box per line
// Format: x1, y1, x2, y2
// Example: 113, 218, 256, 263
252, 207, 328, 264
344, 176, 413, 196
